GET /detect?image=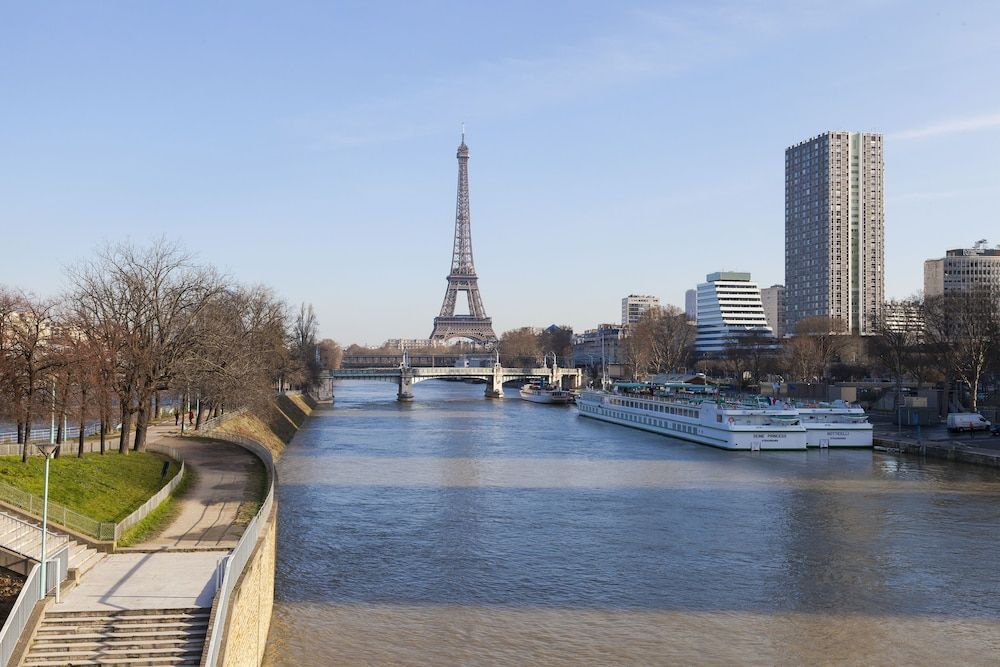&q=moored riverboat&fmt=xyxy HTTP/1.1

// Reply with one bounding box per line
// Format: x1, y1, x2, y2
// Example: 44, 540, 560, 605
789, 400, 873, 448
576, 387, 808, 450
520, 382, 574, 404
